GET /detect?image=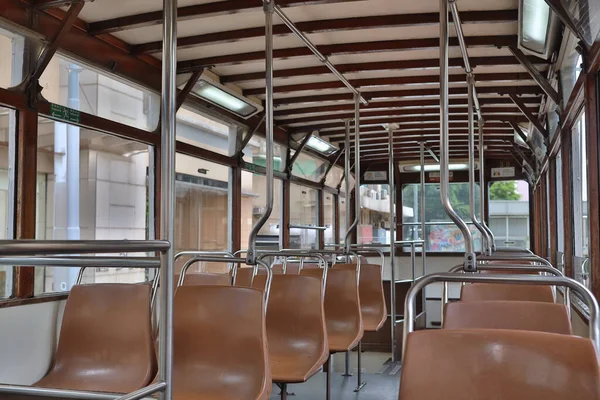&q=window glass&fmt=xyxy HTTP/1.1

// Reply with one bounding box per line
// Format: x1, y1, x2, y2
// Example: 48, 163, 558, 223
36, 117, 151, 294
39, 54, 160, 132
546, 173, 551, 258
240, 172, 282, 250
488, 180, 530, 249
322, 193, 335, 245
339, 195, 347, 243
291, 151, 329, 182
572, 112, 589, 284
289, 184, 318, 249
556, 150, 565, 253
0, 27, 23, 88
402, 182, 482, 252
359, 184, 393, 244
177, 106, 234, 156
242, 136, 286, 172
325, 165, 343, 189
175, 154, 230, 252
0, 106, 15, 298
560, 31, 583, 107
